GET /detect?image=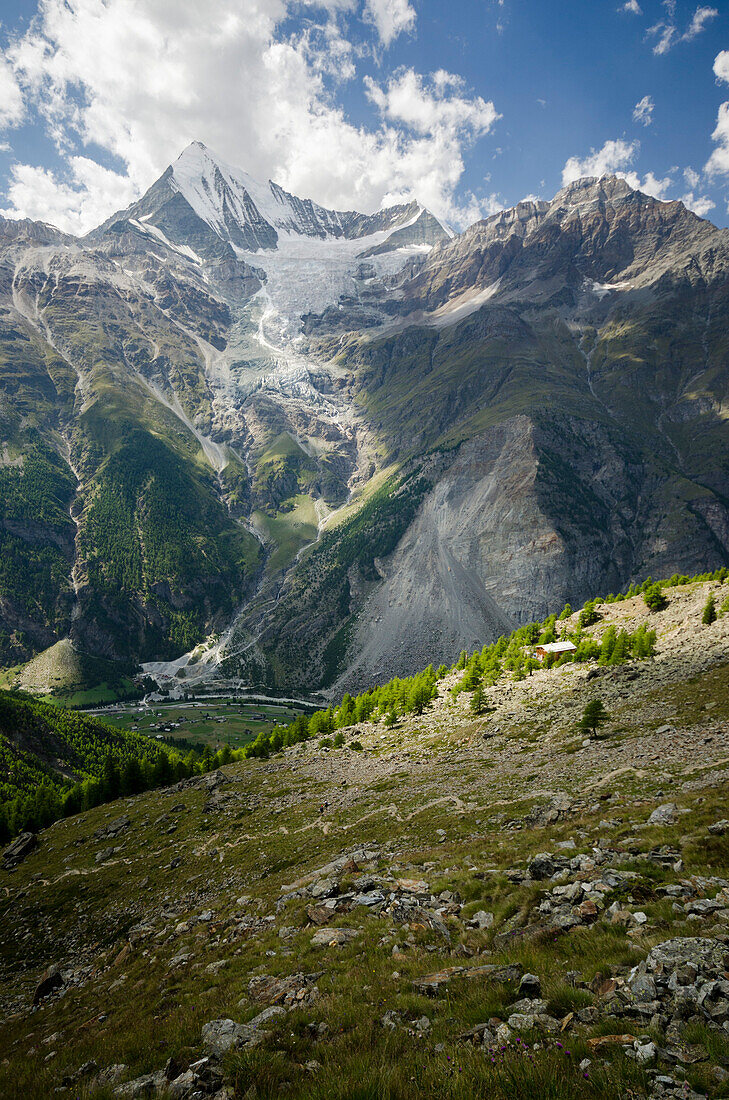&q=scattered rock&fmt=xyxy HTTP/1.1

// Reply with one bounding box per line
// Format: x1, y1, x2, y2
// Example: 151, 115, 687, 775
467, 910, 494, 929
